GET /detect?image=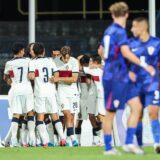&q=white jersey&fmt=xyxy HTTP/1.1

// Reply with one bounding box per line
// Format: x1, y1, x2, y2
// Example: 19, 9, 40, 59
4, 57, 33, 96
29, 57, 57, 97
54, 56, 79, 97
83, 67, 104, 98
